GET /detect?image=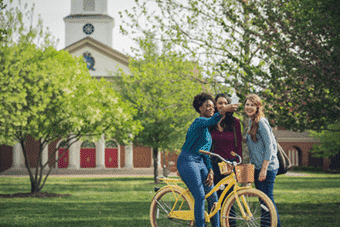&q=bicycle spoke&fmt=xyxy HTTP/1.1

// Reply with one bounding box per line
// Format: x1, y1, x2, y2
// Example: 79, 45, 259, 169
150, 188, 194, 227
221, 189, 276, 227
155, 199, 170, 214
221, 215, 249, 221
